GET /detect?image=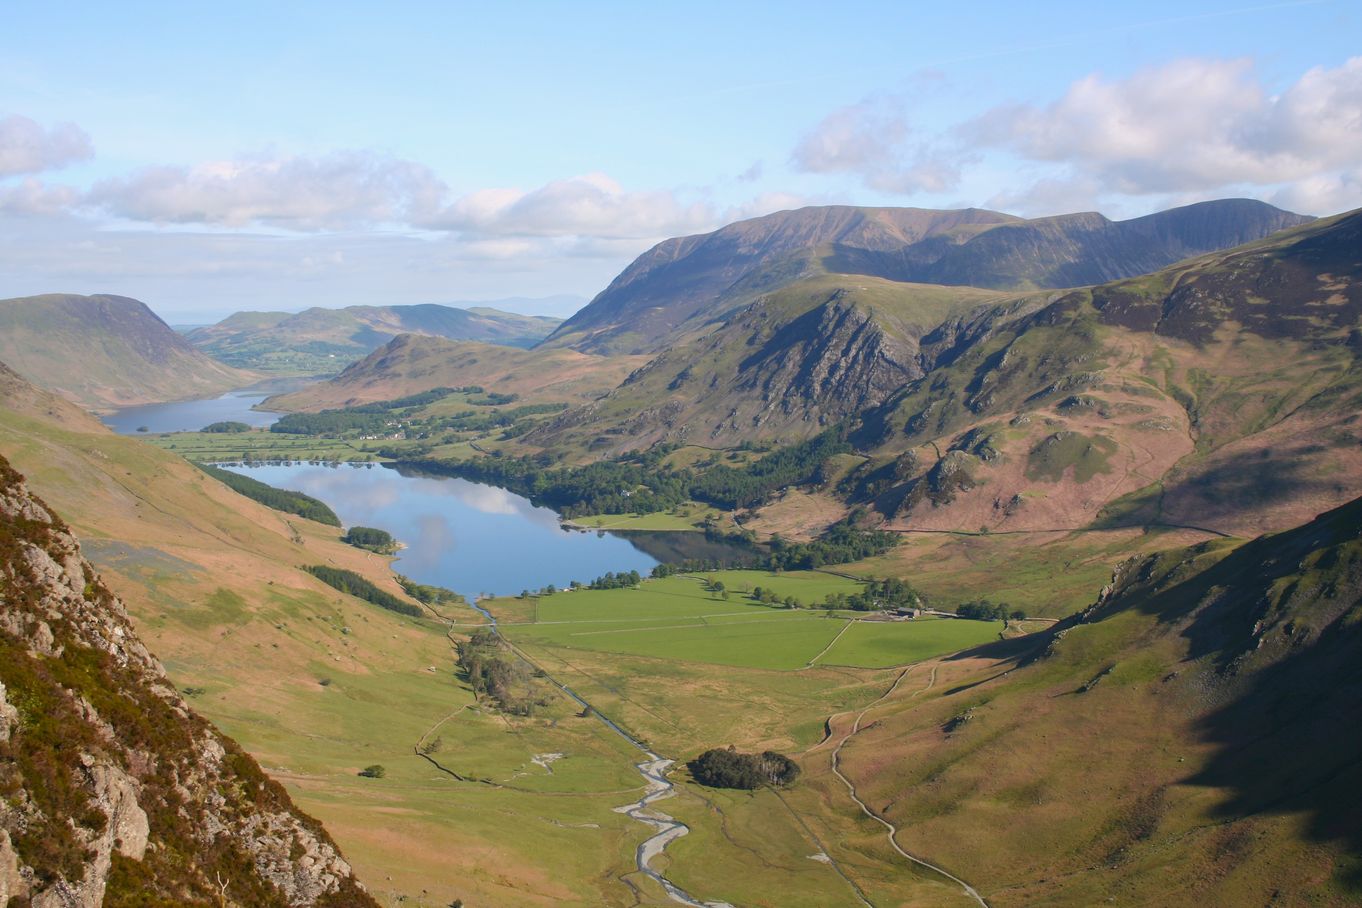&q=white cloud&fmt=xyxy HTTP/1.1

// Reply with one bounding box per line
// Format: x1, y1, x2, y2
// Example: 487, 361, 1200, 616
0, 115, 93, 177
0, 177, 81, 216
791, 96, 962, 194
86, 151, 448, 230
964, 56, 1362, 200
426, 172, 716, 239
